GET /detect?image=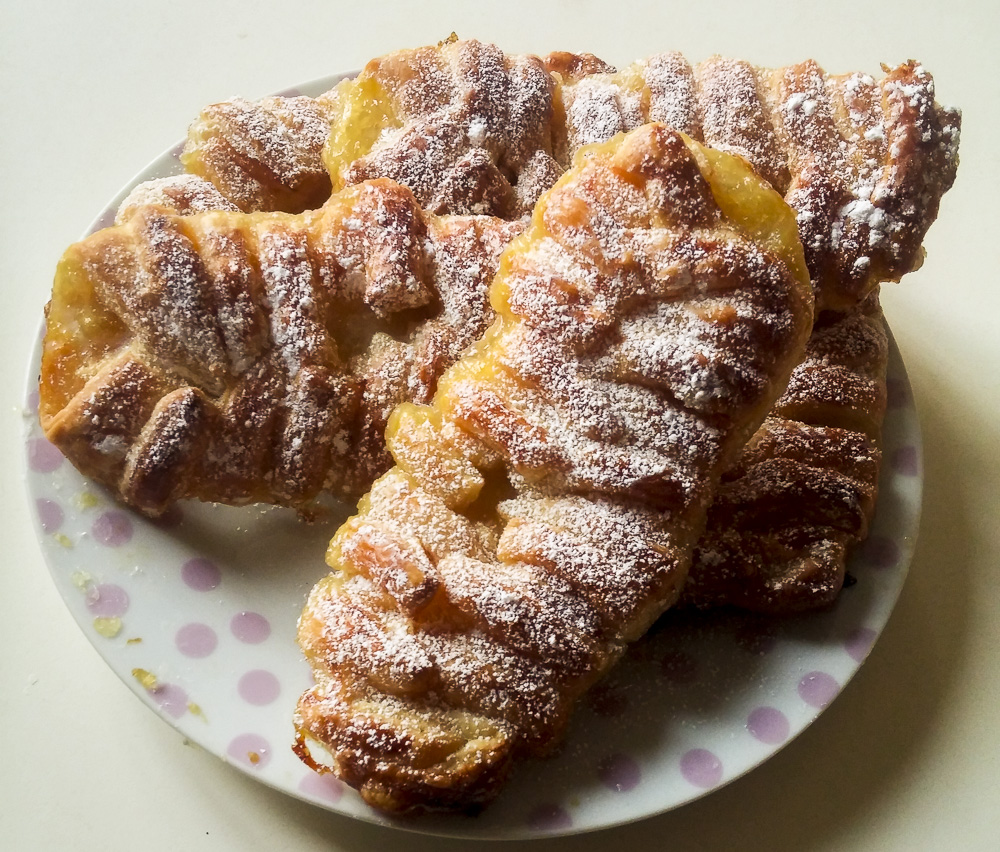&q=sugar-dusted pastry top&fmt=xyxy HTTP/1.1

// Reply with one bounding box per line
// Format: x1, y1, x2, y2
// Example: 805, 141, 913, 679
556, 55, 960, 310
295, 124, 814, 814
182, 89, 342, 213
325, 38, 563, 219
683, 292, 888, 612
39, 179, 521, 515
323, 40, 958, 311
115, 174, 239, 224
179, 39, 956, 310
